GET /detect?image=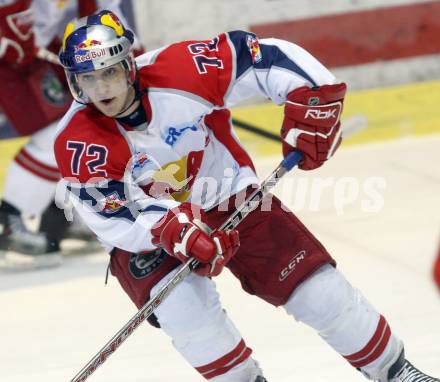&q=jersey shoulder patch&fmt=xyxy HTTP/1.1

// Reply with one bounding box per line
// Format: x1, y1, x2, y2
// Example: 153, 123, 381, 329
55, 106, 132, 183
138, 33, 233, 106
